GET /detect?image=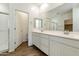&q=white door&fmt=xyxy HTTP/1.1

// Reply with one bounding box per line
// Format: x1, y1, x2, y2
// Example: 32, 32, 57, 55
0, 13, 8, 52
16, 11, 23, 48
16, 10, 28, 48
21, 12, 28, 42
